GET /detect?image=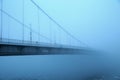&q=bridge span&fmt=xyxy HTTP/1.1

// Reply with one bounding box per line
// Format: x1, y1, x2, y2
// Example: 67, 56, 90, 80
0, 38, 90, 56
0, 0, 91, 56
